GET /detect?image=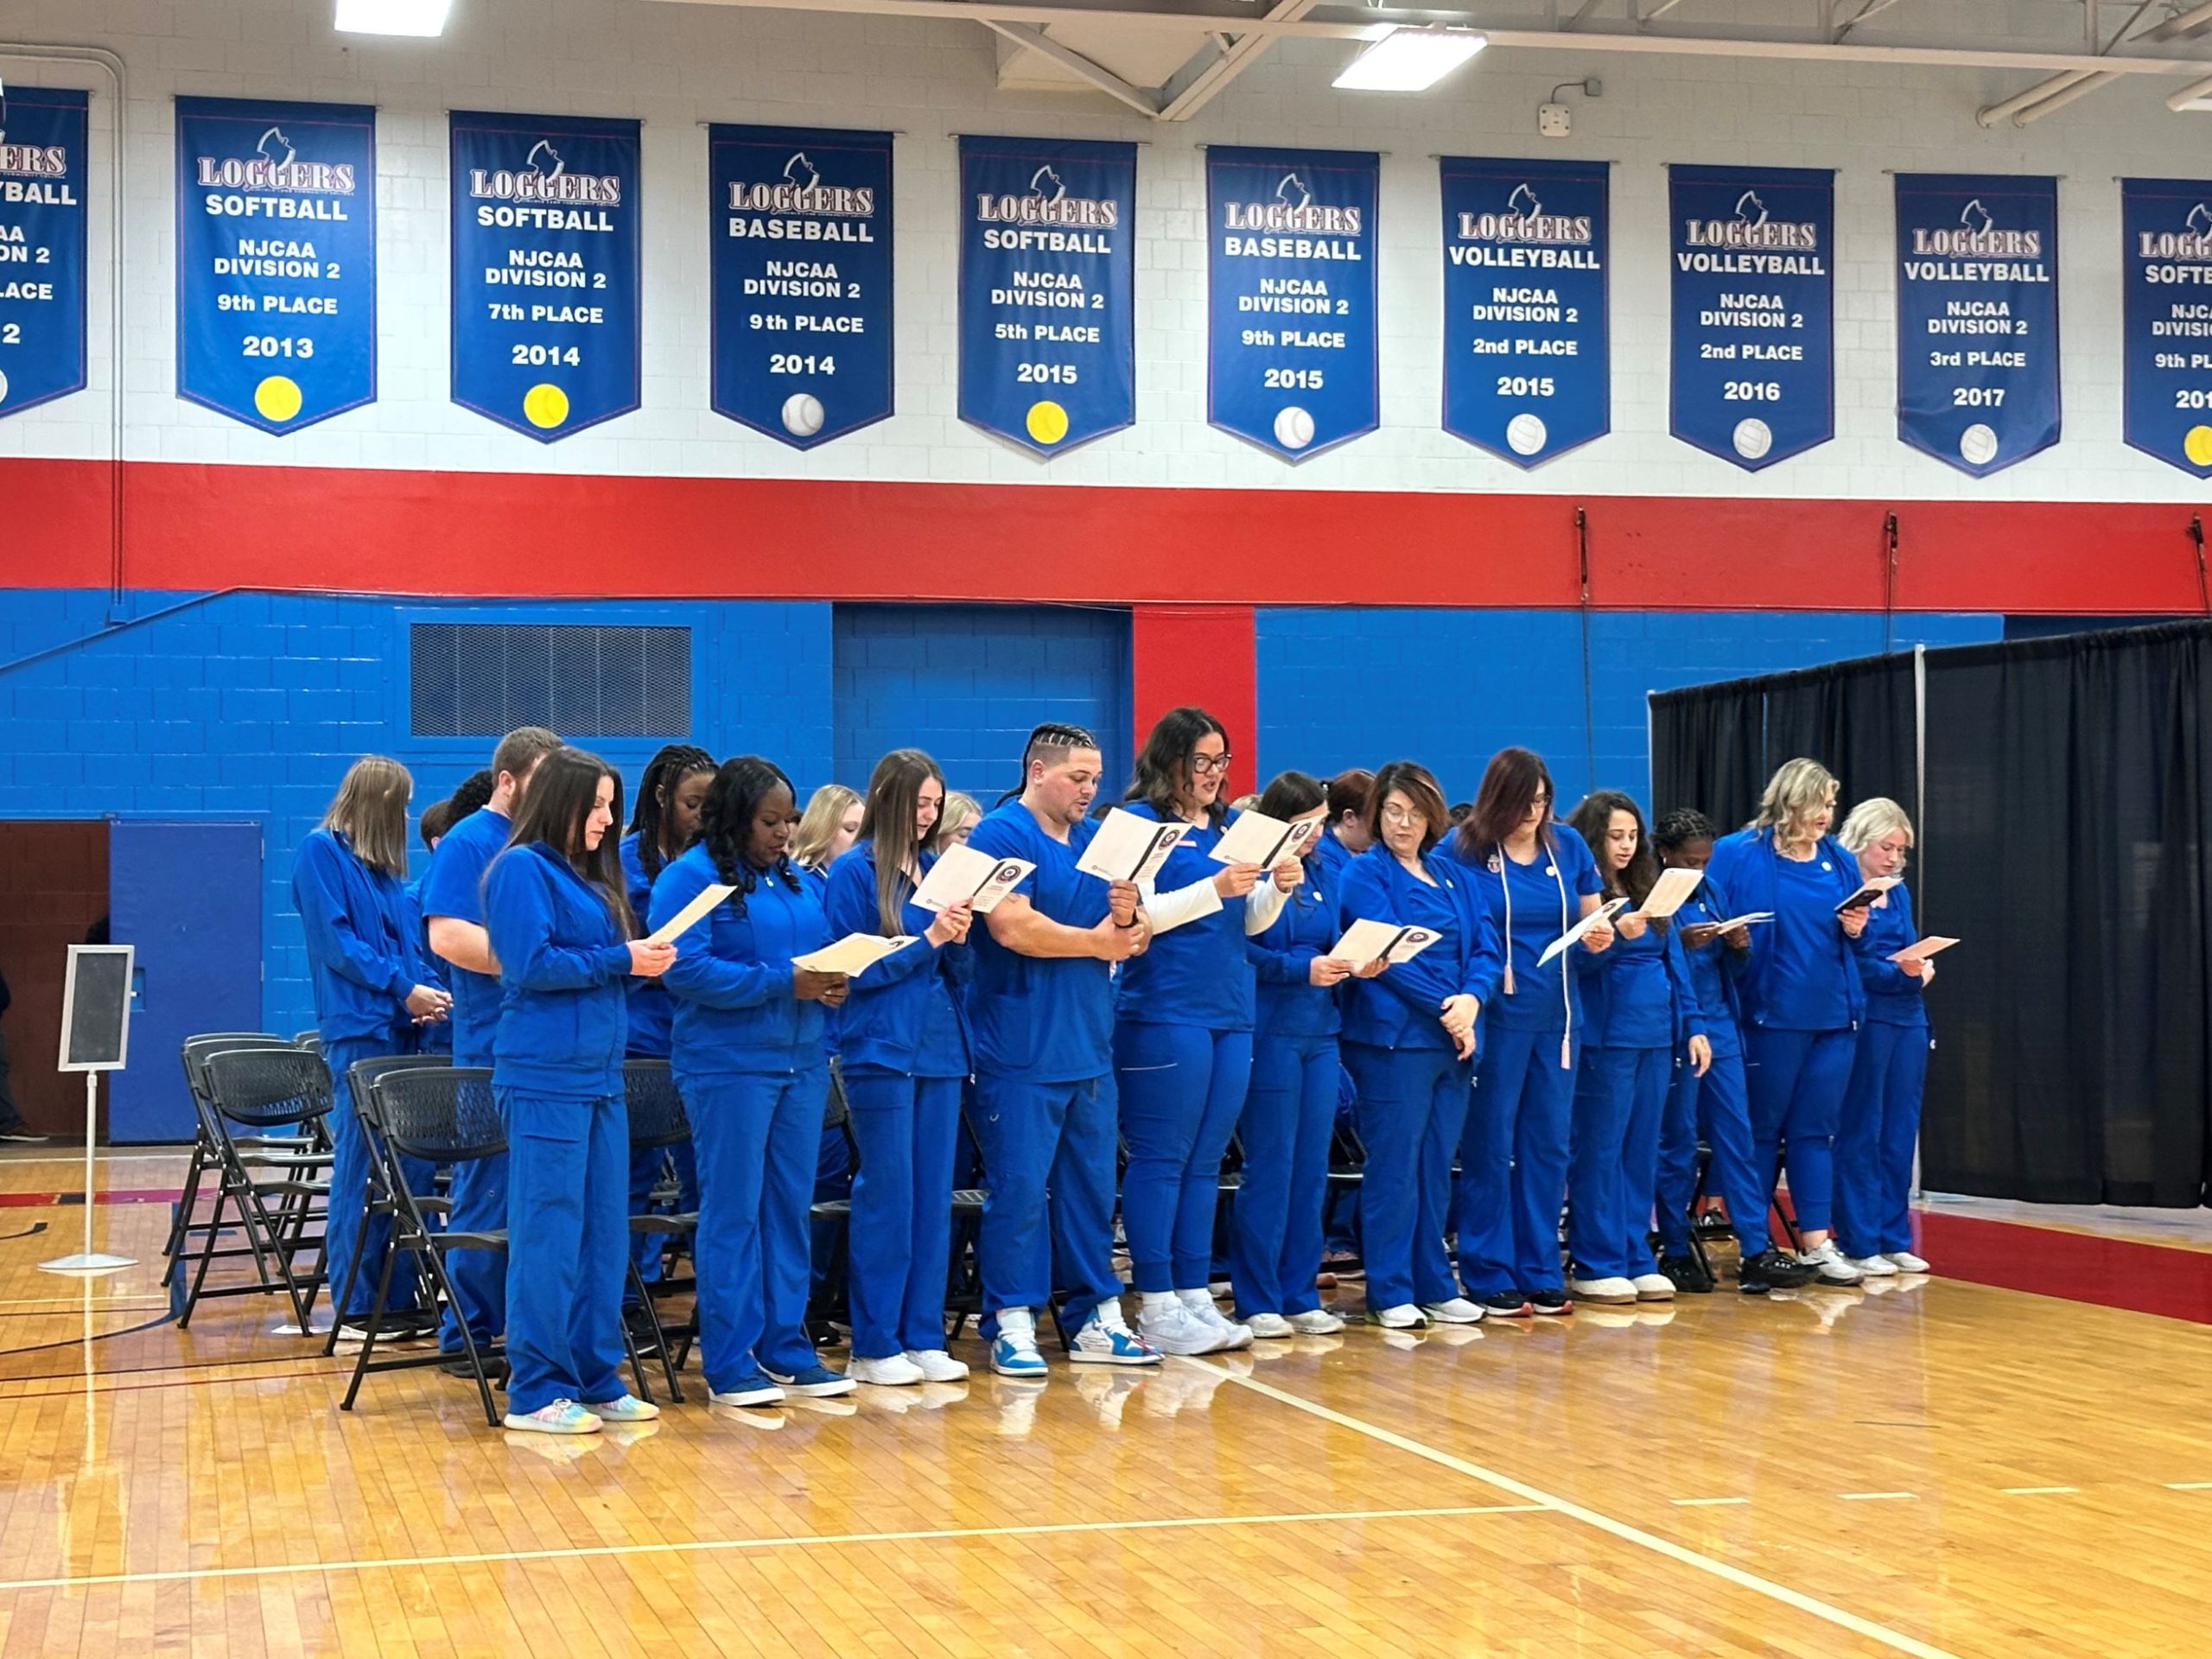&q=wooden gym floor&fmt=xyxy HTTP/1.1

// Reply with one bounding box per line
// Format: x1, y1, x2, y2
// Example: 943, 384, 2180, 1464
1, 1152, 2209, 1657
